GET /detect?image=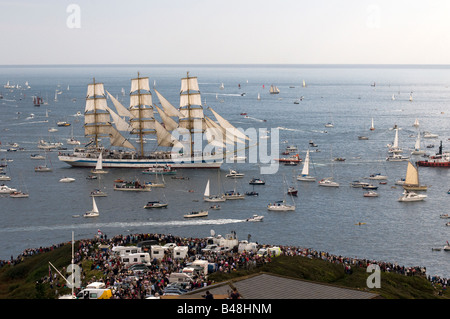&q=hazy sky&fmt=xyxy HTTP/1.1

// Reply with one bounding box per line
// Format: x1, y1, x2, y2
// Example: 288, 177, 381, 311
1, 0, 450, 65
